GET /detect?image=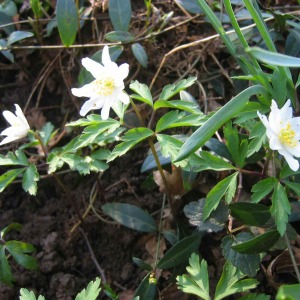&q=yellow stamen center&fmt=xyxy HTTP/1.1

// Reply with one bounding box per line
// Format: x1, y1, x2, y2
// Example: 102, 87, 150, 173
279, 122, 297, 147
93, 77, 115, 96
